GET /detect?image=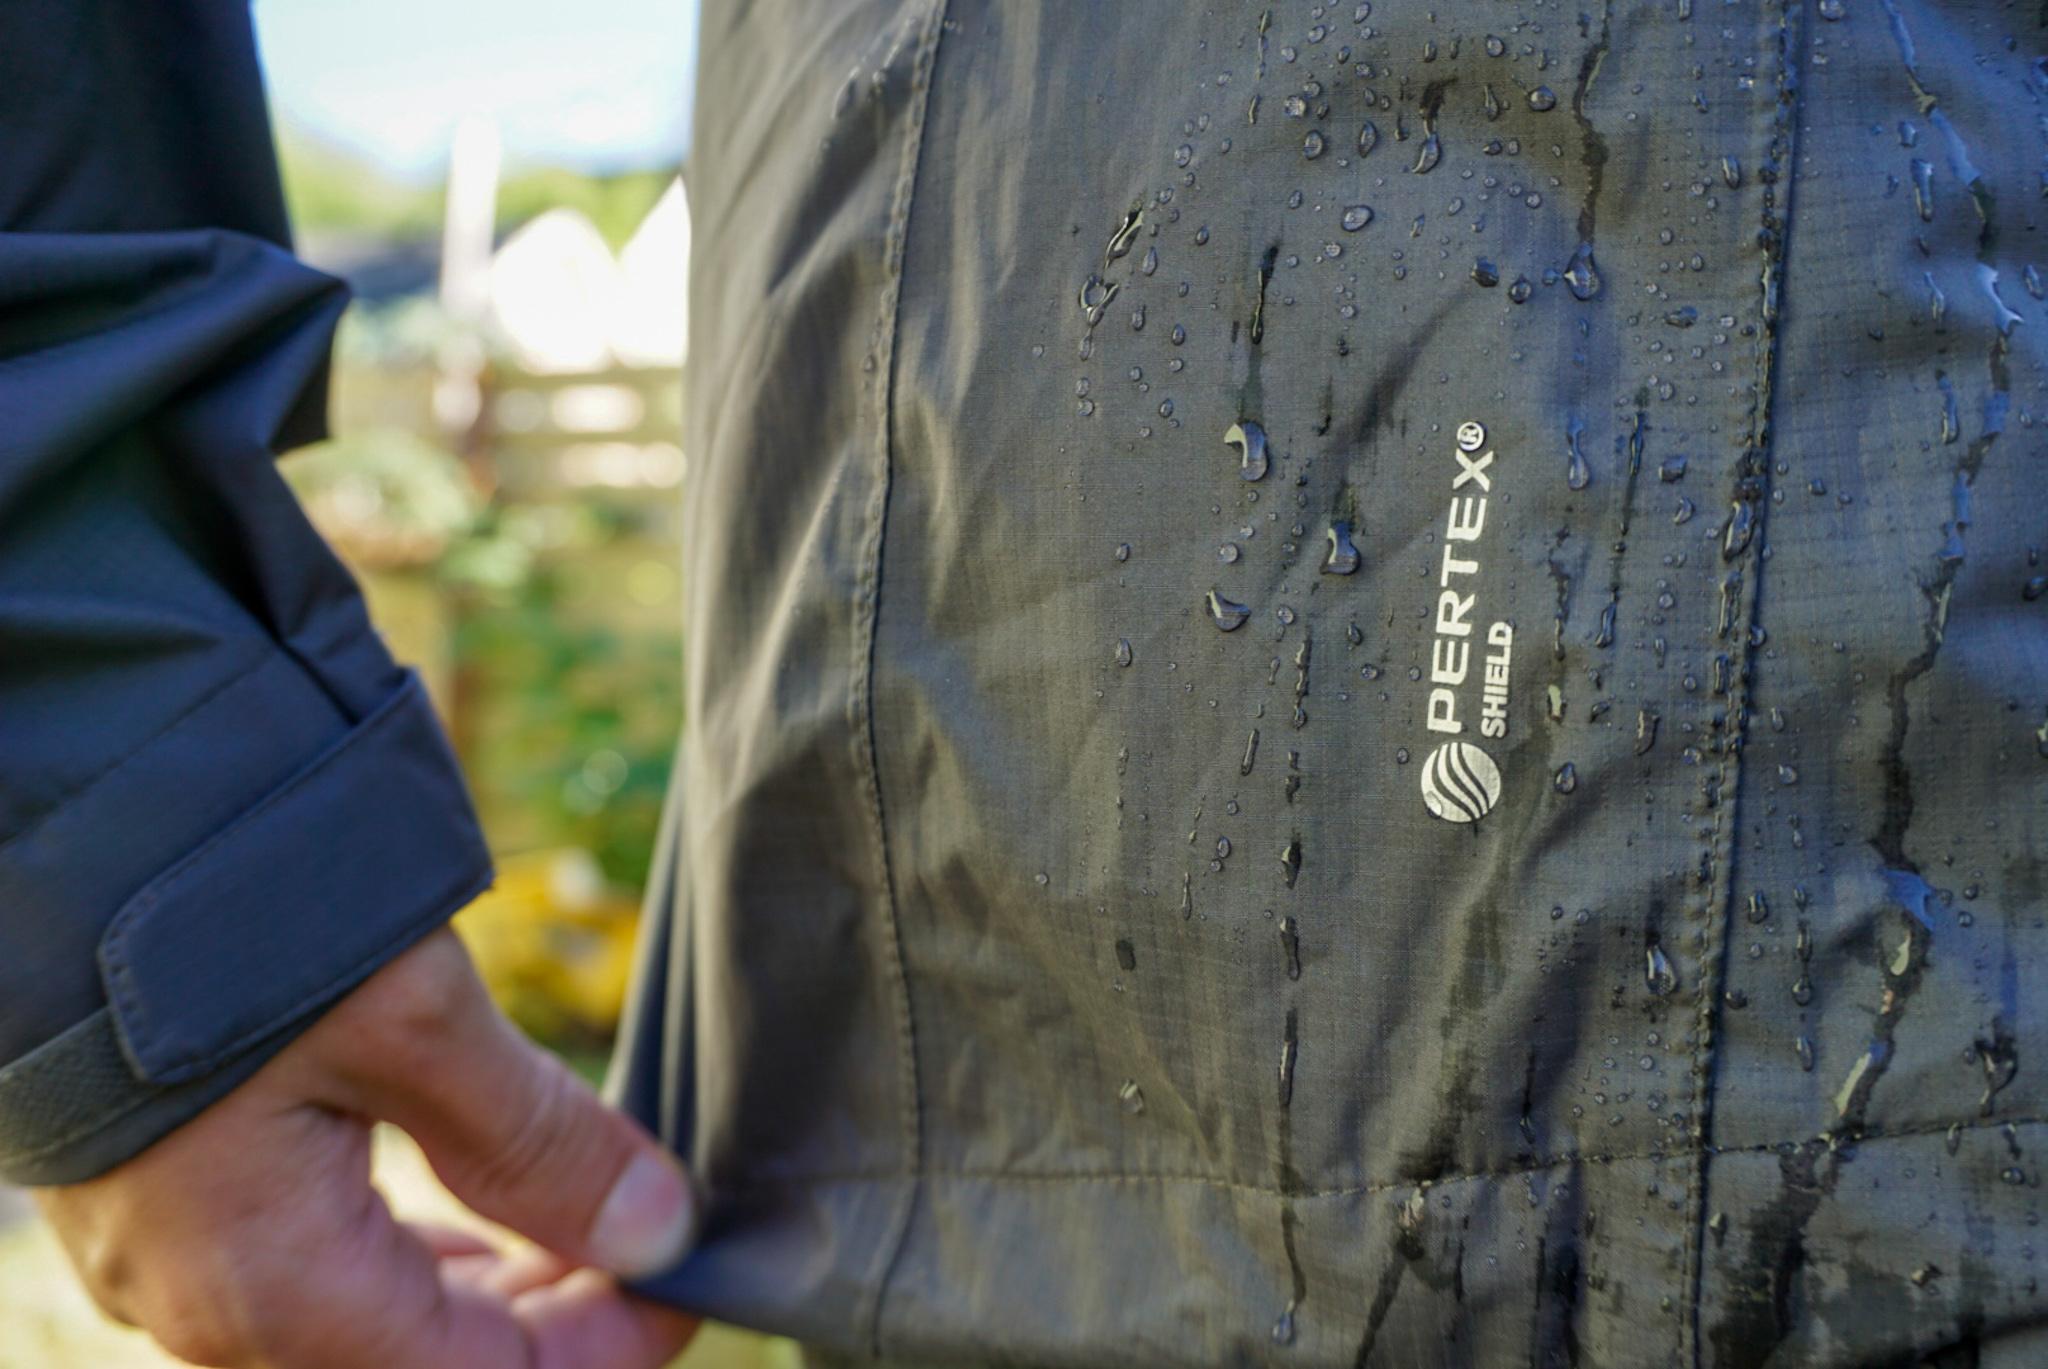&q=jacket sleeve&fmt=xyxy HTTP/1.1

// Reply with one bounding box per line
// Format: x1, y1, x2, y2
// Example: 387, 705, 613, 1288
0, 0, 494, 1185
